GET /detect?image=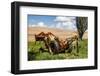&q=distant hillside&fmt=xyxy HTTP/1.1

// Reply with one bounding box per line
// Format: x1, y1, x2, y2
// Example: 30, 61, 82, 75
28, 27, 87, 41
